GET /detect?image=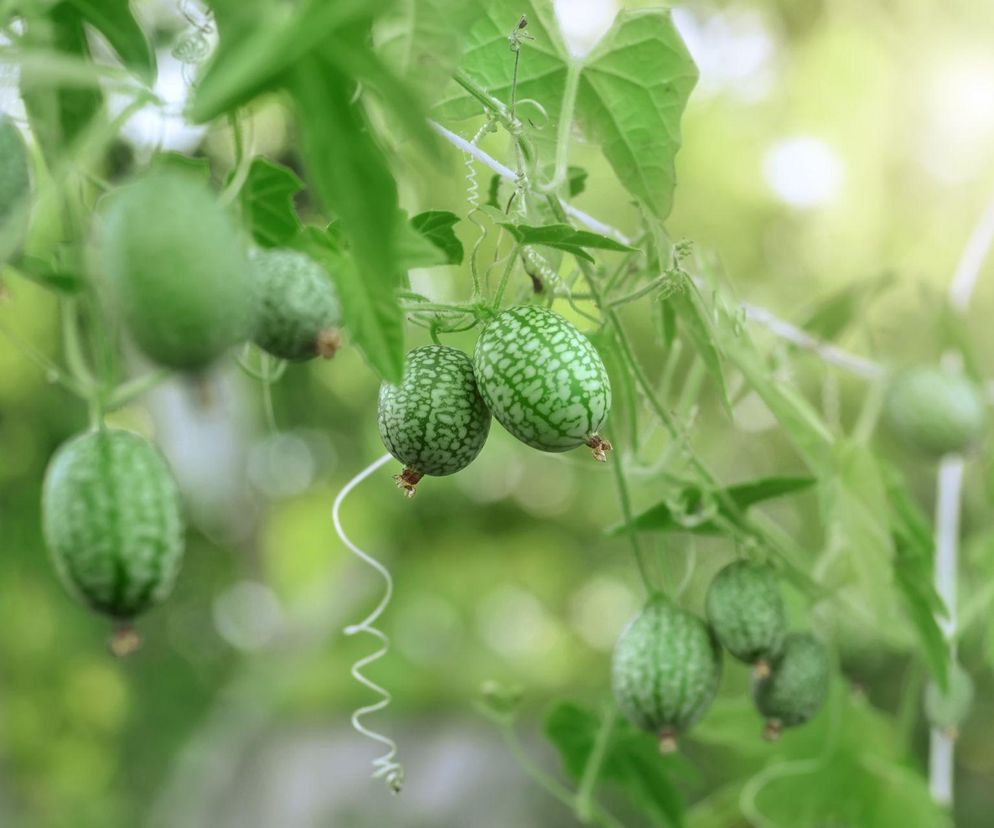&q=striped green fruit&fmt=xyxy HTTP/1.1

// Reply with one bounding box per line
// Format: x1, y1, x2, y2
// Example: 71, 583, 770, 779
42, 429, 185, 631
611, 594, 722, 752
378, 345, 491, 495
249, 249, 341, 361
473, 305, 612, 460
752, 631, 830, 739
925, 662, 974, 738
98, 169, 250, 370
0, 115, 30, 260
884, 367, 987, 456
706, 560, 785, 675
